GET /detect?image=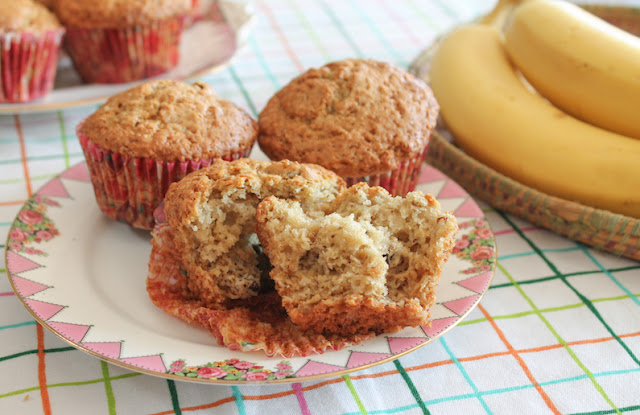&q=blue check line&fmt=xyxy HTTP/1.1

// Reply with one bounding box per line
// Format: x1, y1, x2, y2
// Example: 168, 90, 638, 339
315, 0, 364, 58
578, 245, 640, 308
249, 36, 280, 89
227, 66, 258, 118
342, 367, 640, 415
232, 386, 247, 415
498, 246, 581, 261
345, 0, 407, 67
439, 337, 493, 415
0, 321, 37, 330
